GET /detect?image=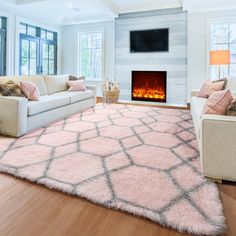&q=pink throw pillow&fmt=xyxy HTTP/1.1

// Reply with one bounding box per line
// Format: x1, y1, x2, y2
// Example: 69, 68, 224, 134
197, 81, 225, 98
67, 80, 86, 92
202, 89, 234, 115
20, 81, 40, 101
